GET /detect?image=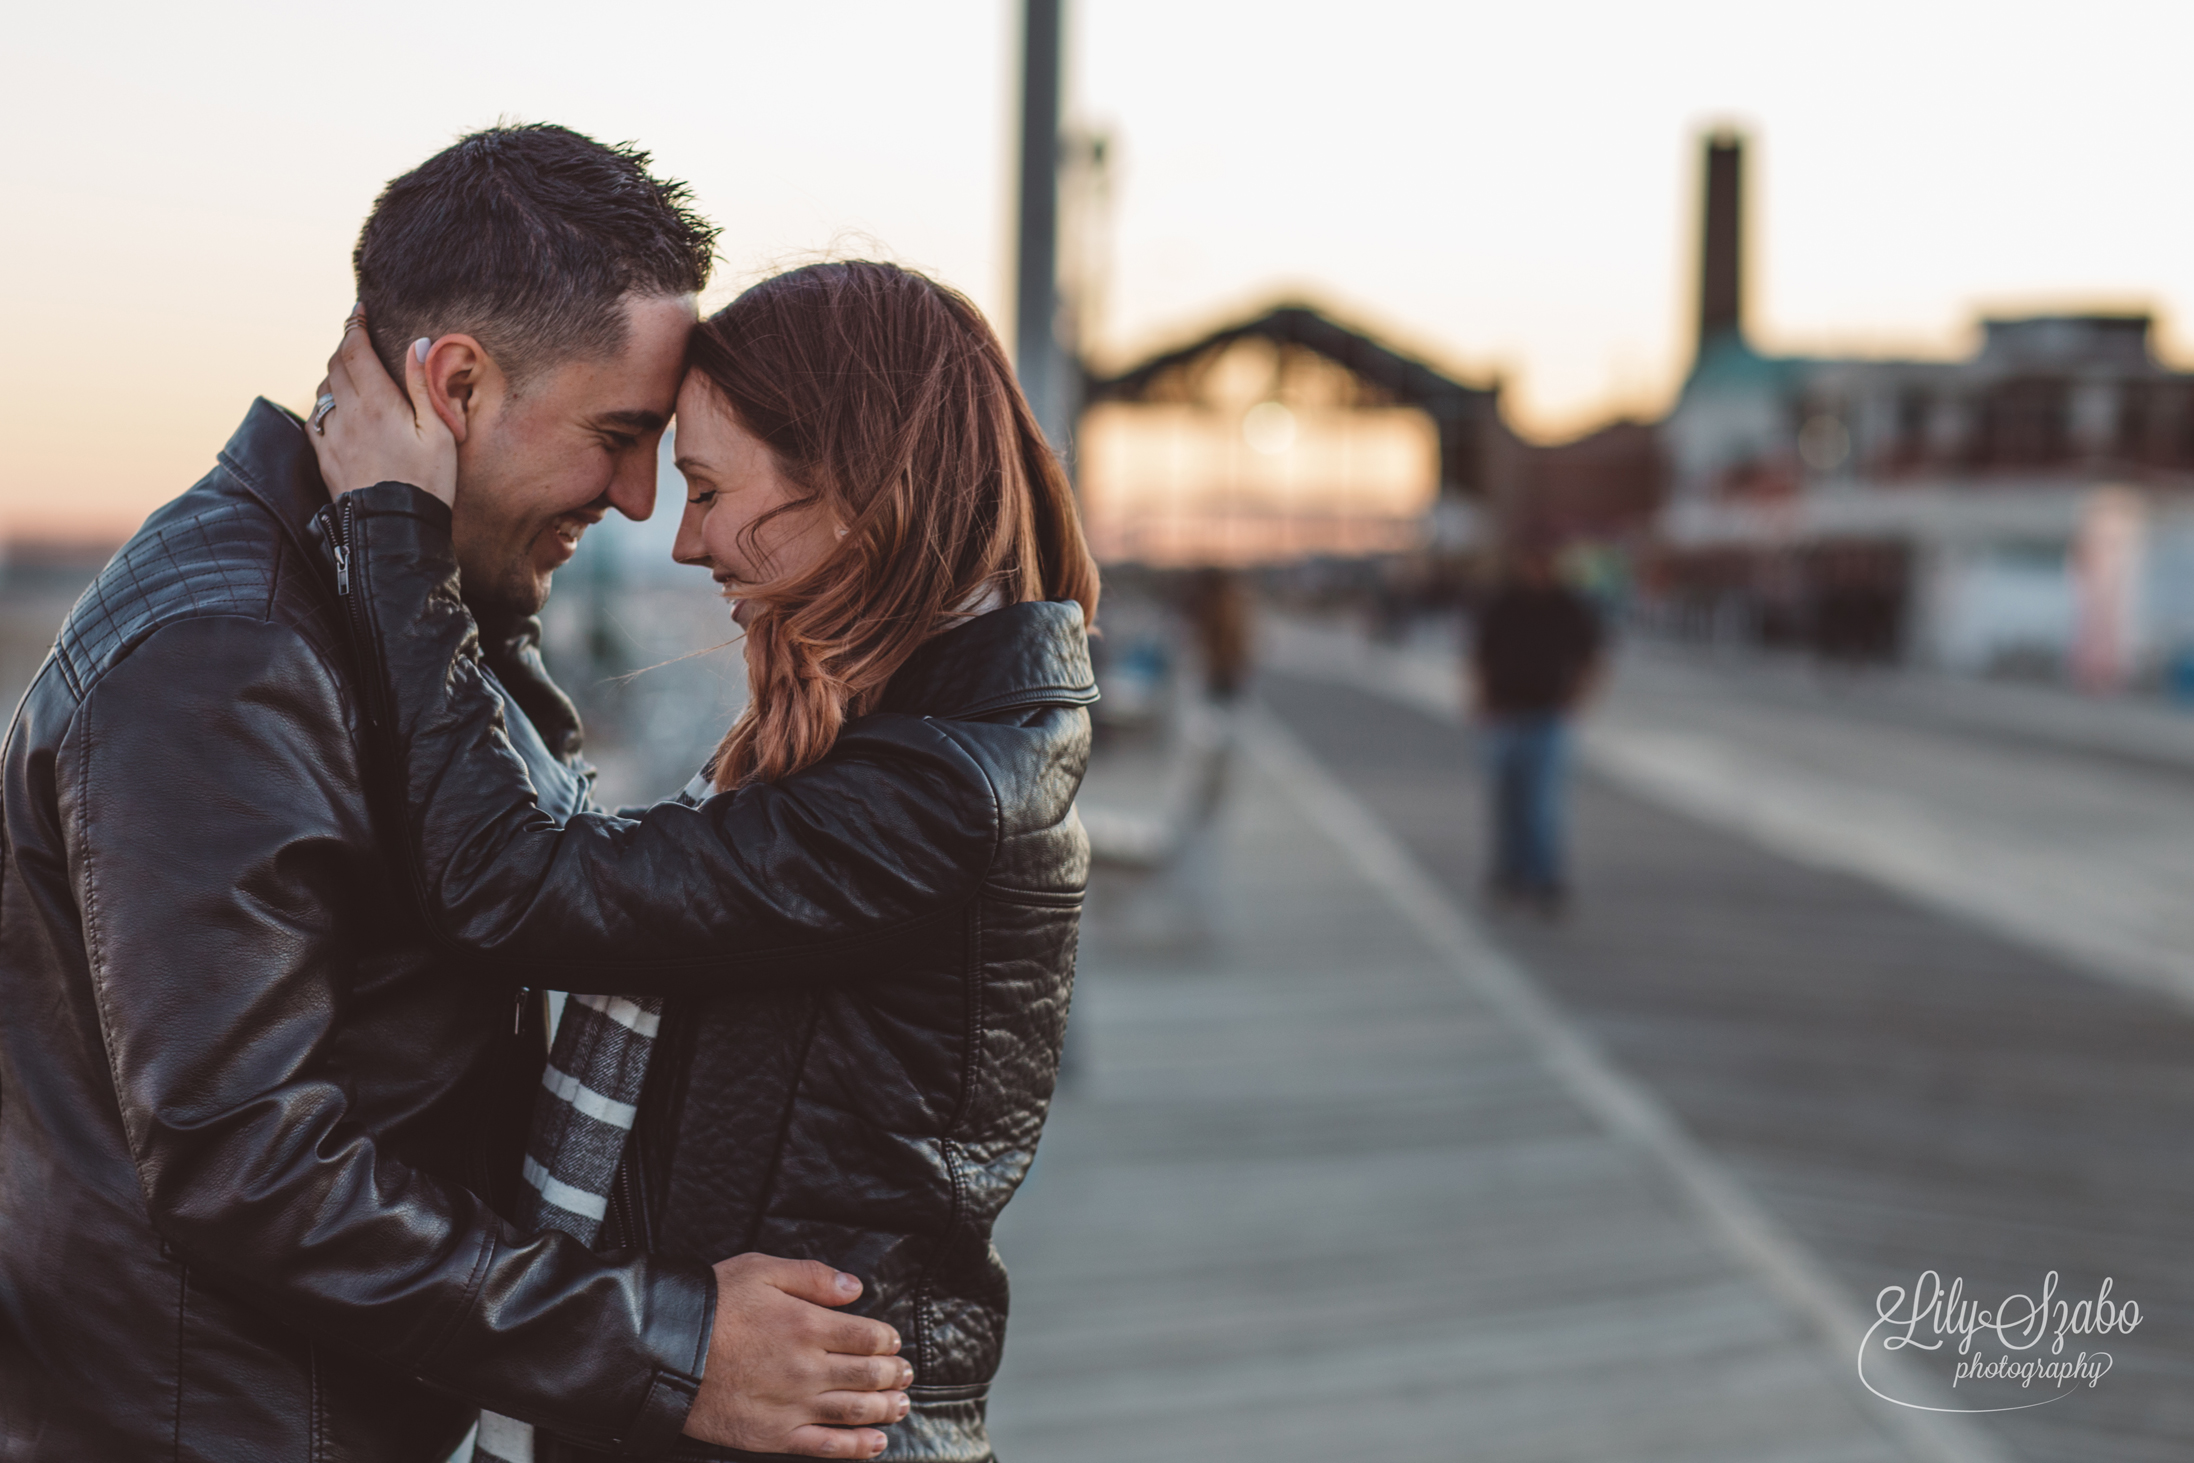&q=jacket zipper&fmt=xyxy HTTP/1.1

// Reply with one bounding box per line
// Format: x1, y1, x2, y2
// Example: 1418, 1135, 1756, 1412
325, 496, 387, 733
613, 1145, 649, 1250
